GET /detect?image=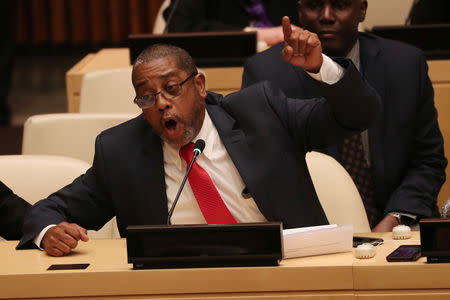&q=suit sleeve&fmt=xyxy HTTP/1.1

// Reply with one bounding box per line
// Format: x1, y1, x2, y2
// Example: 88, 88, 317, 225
265, 60, 381, 151
17, 134, 114, 249
0, 181, 30, 240
384, 56, 447, 218
242, 56, 261, 88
